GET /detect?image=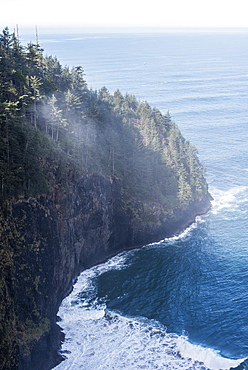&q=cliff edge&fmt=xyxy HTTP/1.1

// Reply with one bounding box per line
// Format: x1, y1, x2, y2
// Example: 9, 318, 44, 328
1, 173, 211, 370
0, 28, 212, 370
